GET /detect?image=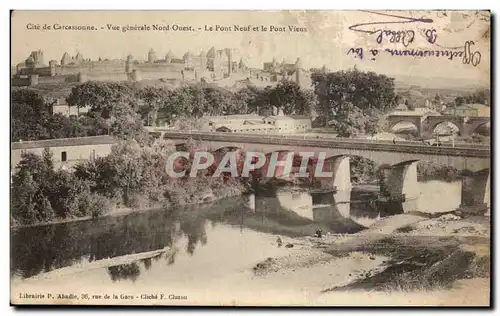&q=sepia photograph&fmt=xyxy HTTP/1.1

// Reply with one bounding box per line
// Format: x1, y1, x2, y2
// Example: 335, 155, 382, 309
9, 10, 491, 307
